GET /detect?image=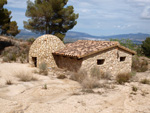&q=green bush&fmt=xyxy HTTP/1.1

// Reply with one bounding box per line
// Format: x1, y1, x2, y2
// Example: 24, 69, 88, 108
141, 37, 150, 57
